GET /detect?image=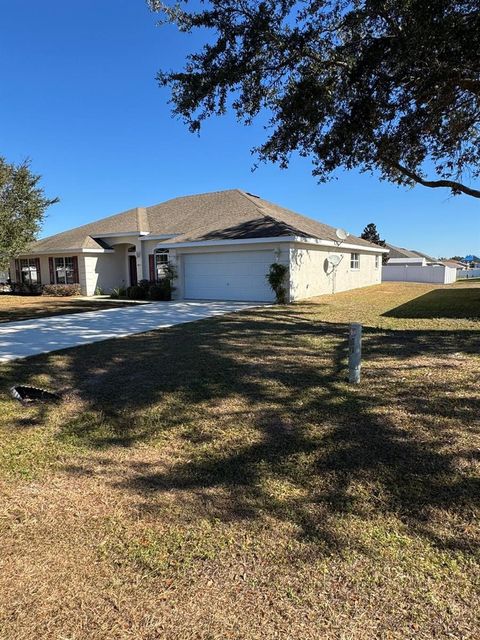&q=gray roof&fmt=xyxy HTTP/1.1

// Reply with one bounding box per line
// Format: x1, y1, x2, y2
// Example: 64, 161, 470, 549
26, 189, 382, 253
384, 243, 436, 261
409, 249, 437, 262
